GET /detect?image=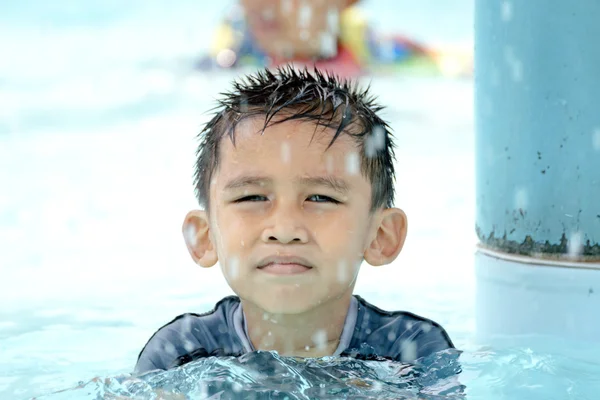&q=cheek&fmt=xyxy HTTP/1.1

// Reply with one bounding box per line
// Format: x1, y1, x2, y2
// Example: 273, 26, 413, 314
214, 210, 259, 251
316, 213, 369, 256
